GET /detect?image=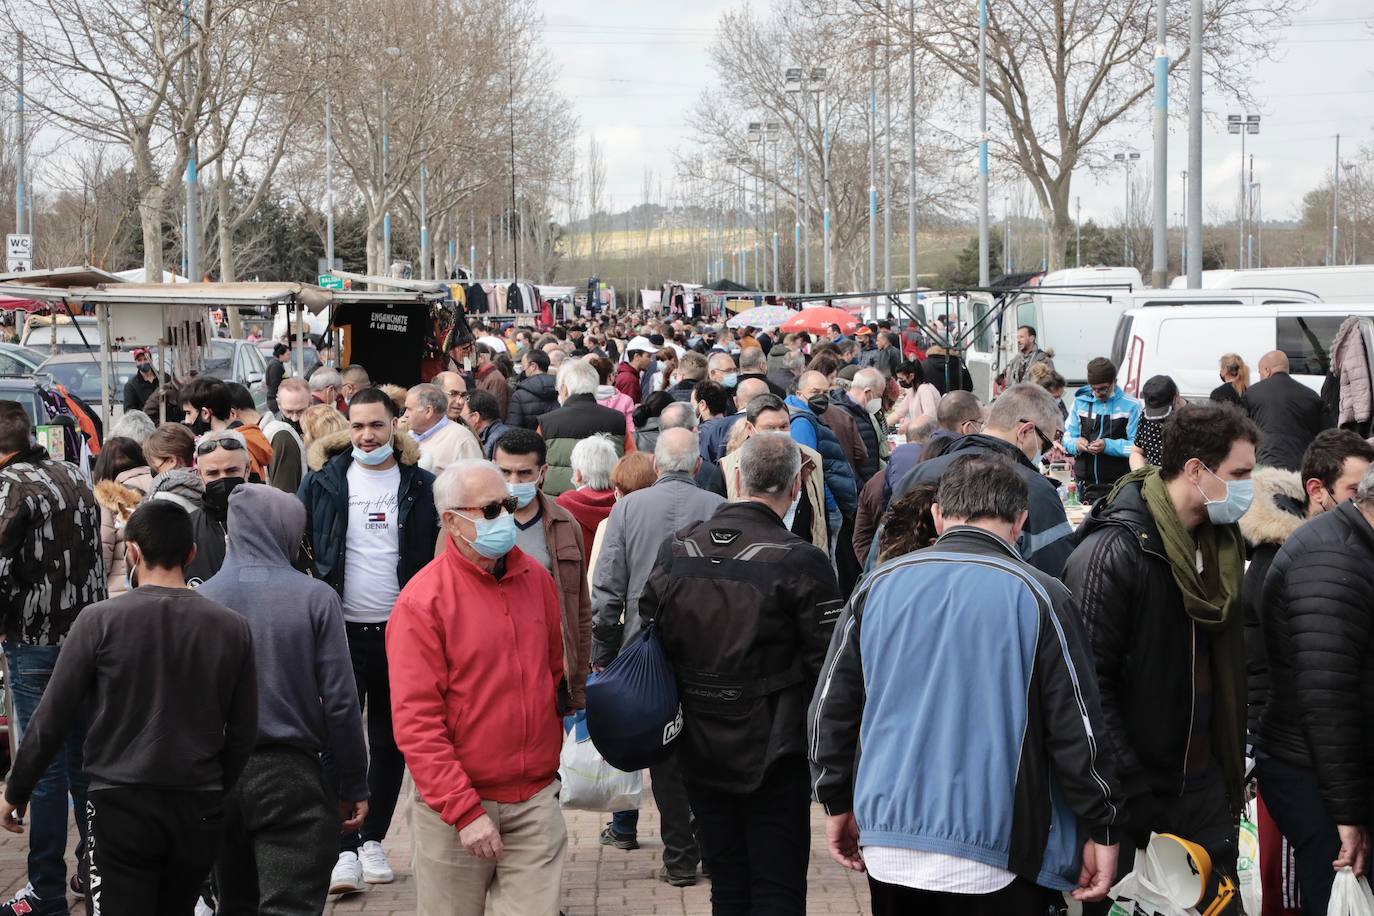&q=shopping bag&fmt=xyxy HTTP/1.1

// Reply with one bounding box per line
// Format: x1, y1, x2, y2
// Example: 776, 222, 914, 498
1329, 867, 1374, 916
1106, 833, 1213, 916
558, 711, 643, 812
585, 621, 683, 772
1237, 799, 1262, 916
